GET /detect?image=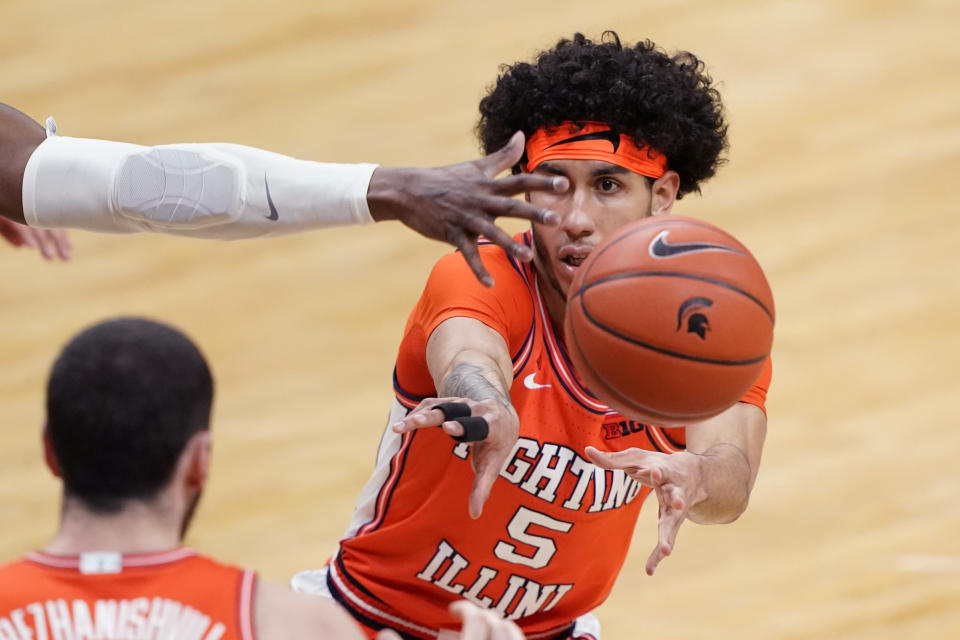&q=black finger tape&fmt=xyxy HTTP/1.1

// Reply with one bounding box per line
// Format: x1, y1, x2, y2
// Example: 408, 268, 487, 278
433, 402, 471, 421
452, 417, 489, 443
